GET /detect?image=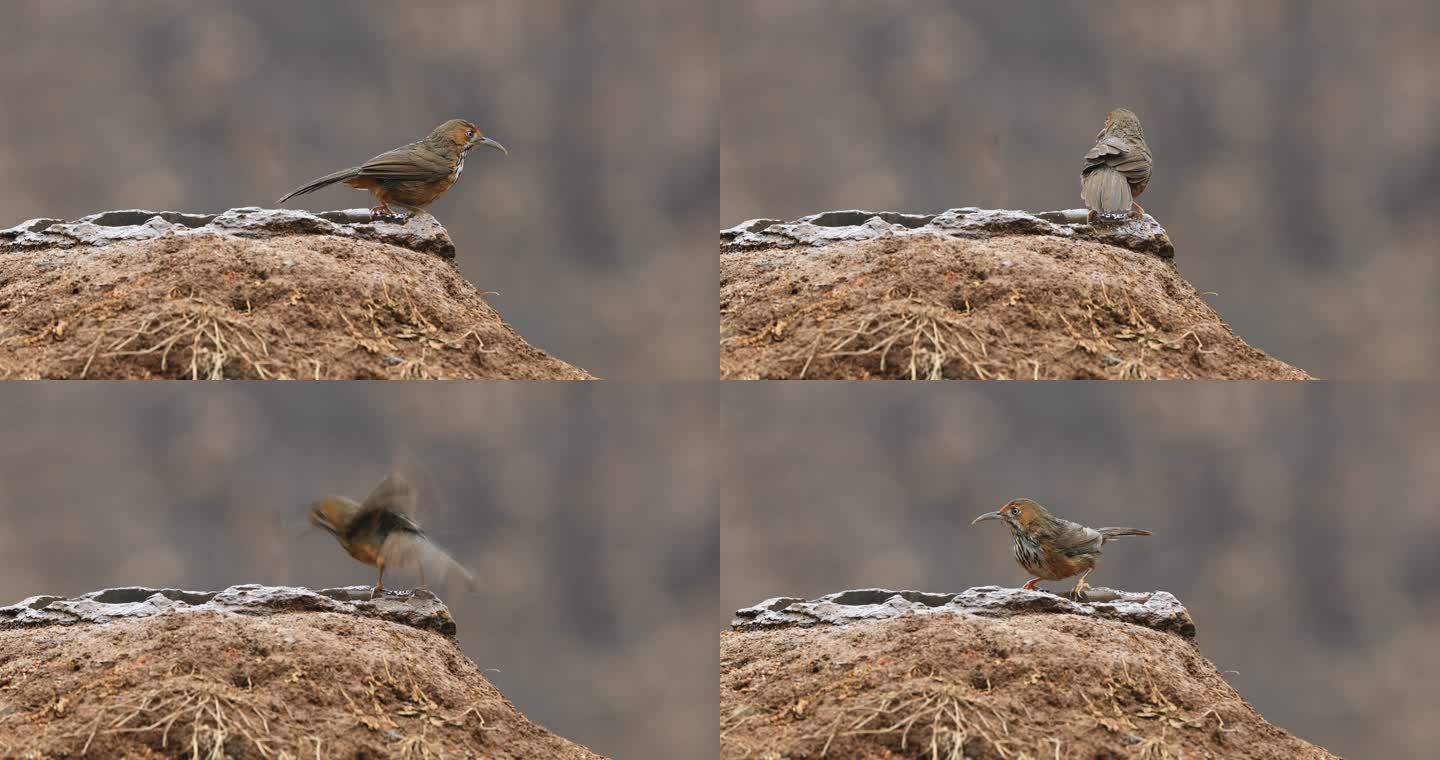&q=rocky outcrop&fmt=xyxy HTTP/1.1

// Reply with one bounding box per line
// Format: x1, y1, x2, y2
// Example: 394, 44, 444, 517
733, 585, 1196, 638
0, 584, 605, 759
0, 584, 459, 636
720, 208, 1311, 380
721, 587, 1337, 759
0, 208, 594, 379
